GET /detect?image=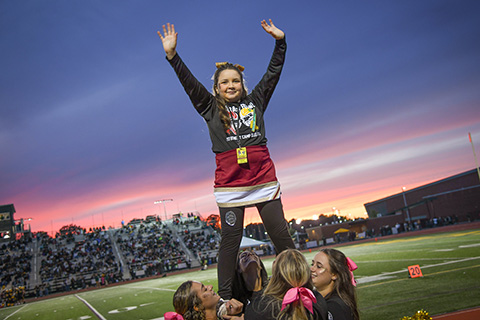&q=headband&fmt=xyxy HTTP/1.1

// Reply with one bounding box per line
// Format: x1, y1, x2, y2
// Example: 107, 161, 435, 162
281, 287, 317, 314
346, 257, 357, 287
164, 312, 184, 320
215, 61, 245, 72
